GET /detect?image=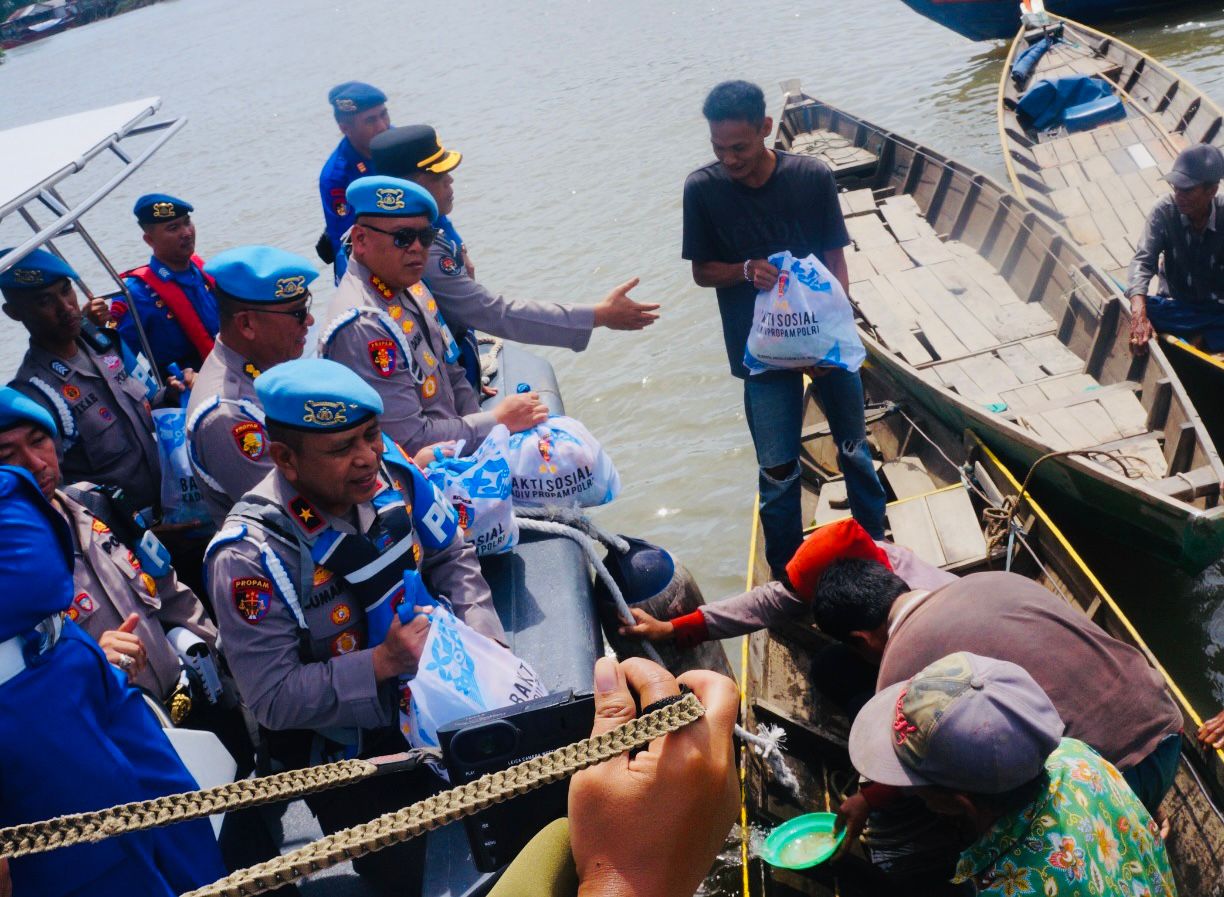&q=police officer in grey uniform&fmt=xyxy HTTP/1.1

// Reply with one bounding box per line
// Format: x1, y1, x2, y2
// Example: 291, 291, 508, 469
370, 125, 660, 361
2, 248, 167, 515
318, 176, 548, 455
206, 358, 500, 895
186, 246, 318, 526
0, 386, 219, 715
